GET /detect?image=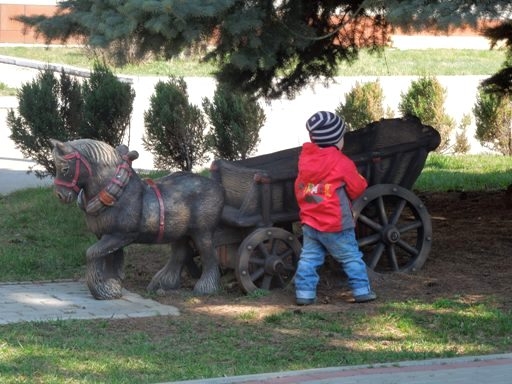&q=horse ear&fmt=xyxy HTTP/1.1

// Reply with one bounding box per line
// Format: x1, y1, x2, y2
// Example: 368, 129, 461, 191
50, 139, 68, 156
